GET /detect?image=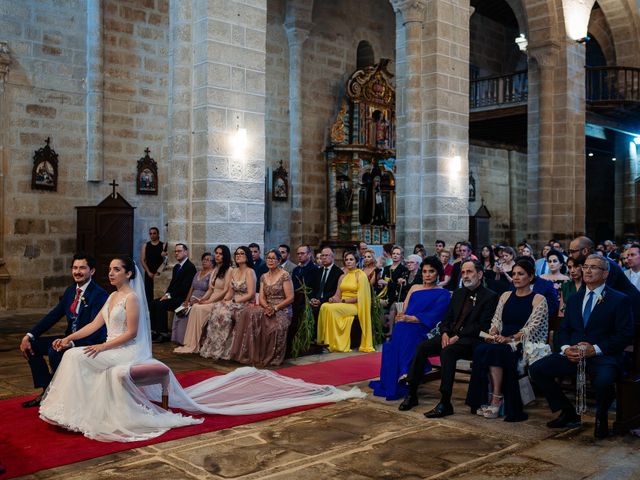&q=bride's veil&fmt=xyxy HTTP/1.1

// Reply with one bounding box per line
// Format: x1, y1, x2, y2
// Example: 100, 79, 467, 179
130, 263, 152, 363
